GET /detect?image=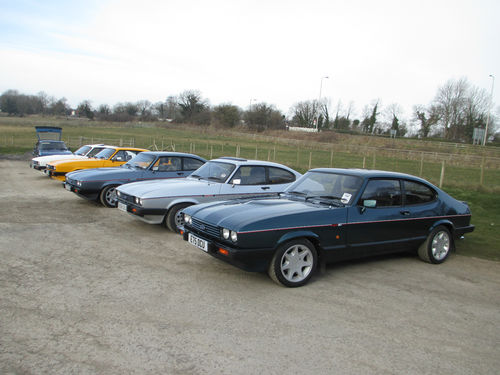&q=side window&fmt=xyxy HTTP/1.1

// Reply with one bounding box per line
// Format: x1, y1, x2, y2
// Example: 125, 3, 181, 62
360, 179, 402, 207
125, 151, 138, 160
112, 150, 127, 161
183, 157, 204, 171
268, 167, 296, 184
404, 180, 436, 205
156, 157, 181, 172
230, 166, 266, 185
